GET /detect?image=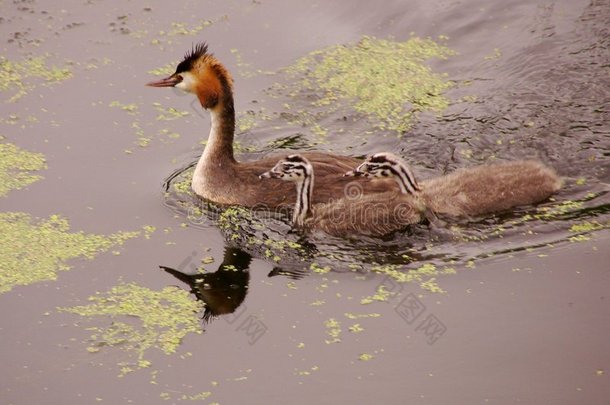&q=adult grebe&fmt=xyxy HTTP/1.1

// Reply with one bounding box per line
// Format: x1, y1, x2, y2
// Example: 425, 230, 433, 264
147, 43, 395, 208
